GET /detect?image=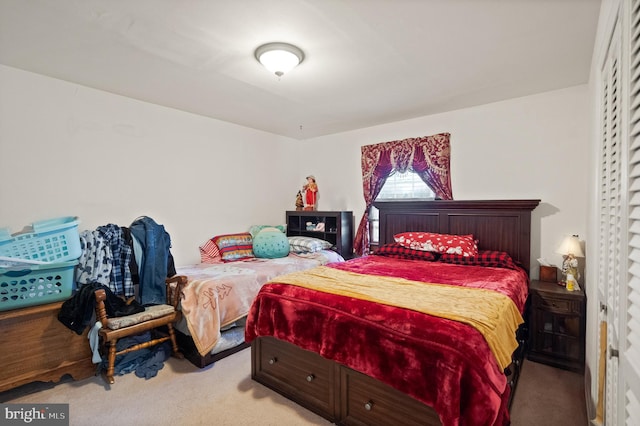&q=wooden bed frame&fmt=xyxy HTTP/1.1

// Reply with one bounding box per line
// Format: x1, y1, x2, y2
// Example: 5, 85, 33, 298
251, 199, 540, 425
